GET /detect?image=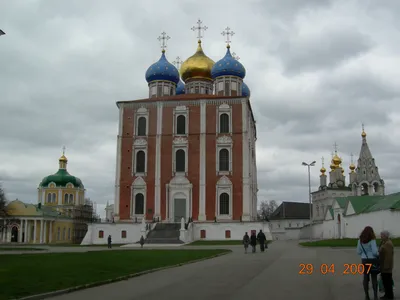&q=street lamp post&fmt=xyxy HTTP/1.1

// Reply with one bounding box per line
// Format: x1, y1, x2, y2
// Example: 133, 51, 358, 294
302, 161, 316, 229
